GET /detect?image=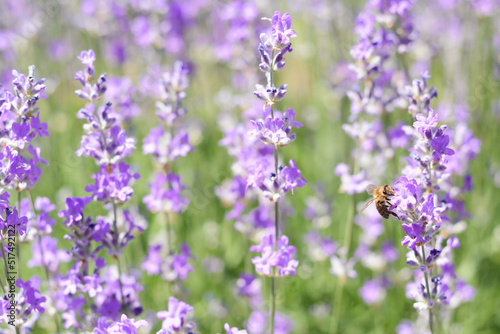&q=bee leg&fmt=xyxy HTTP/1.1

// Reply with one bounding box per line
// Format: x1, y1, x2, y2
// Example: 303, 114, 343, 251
389, 211, 400, 220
